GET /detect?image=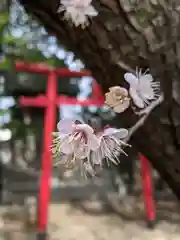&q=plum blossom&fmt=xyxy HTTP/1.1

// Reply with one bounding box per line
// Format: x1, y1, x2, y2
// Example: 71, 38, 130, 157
57, 0, 98, 28
124, 69, 160, 109
51, 65, 163, 177
51, 119, 100, 166
105, 86, 130, 113
54, 152, 74, 168
90, 126, 130, 167
51, 119, 130, 176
